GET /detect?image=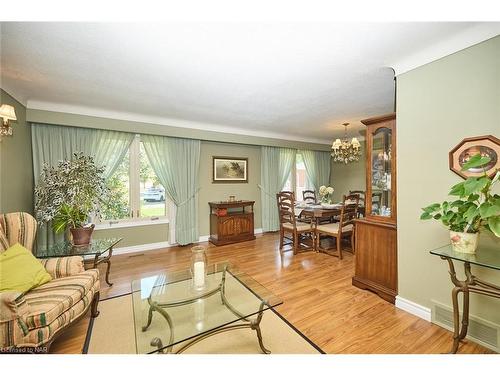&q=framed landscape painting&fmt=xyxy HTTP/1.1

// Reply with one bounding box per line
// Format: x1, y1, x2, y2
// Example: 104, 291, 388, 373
212, 156, 248, 183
